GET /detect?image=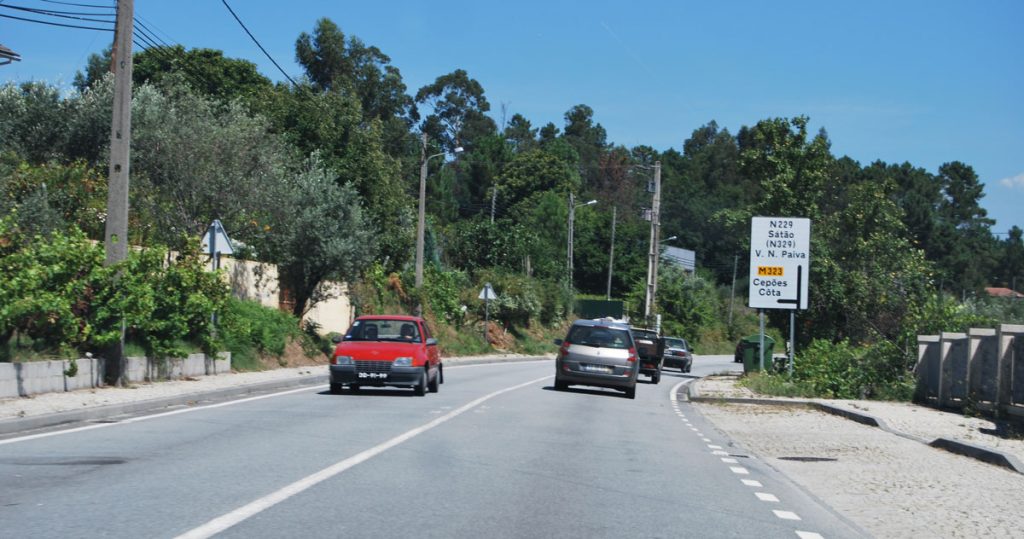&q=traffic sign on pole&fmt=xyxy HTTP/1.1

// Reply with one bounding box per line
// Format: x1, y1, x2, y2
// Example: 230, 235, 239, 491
748, 217, 810, 310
